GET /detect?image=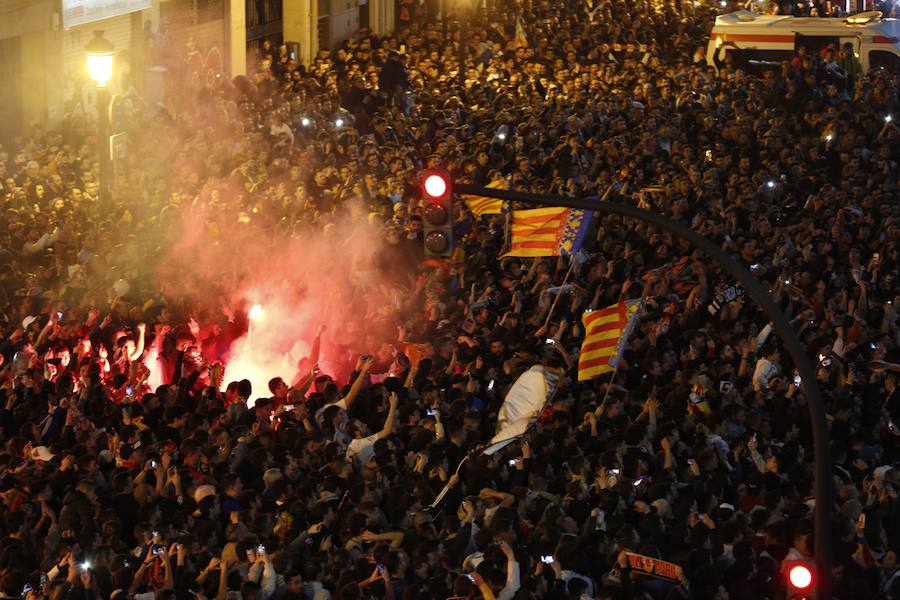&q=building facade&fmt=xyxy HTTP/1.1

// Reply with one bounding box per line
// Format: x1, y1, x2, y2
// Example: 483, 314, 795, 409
0, 0, 395, 142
